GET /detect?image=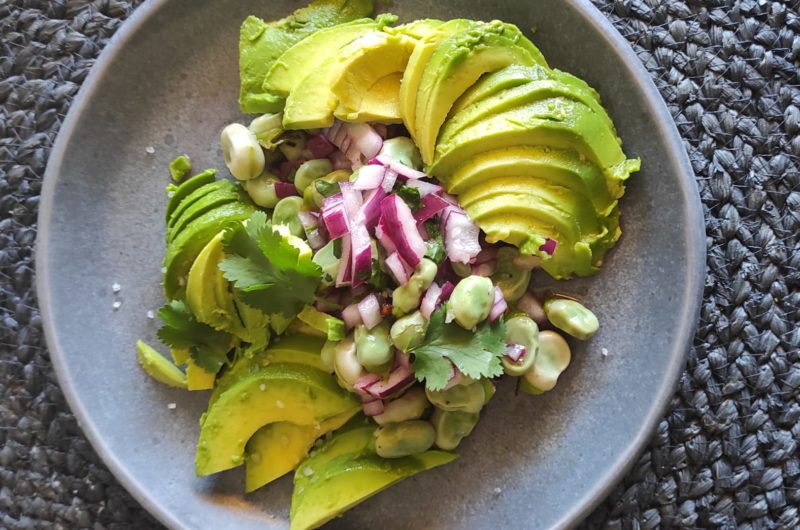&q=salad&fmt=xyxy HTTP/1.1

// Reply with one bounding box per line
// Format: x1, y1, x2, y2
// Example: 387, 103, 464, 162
135, 0, 640, 528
